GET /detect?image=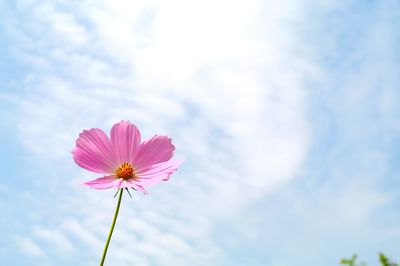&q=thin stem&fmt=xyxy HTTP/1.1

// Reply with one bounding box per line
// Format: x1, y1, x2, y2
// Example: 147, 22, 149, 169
100, 188, 124, 266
